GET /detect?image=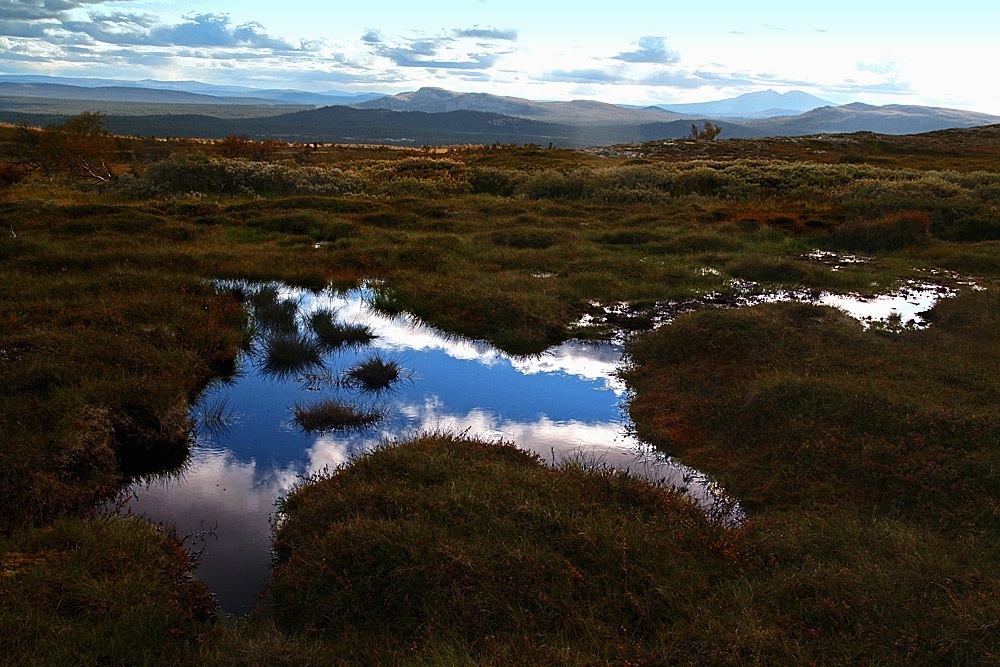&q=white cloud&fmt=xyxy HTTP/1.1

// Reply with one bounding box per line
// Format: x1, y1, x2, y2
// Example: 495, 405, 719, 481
613, 36, 680, 64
